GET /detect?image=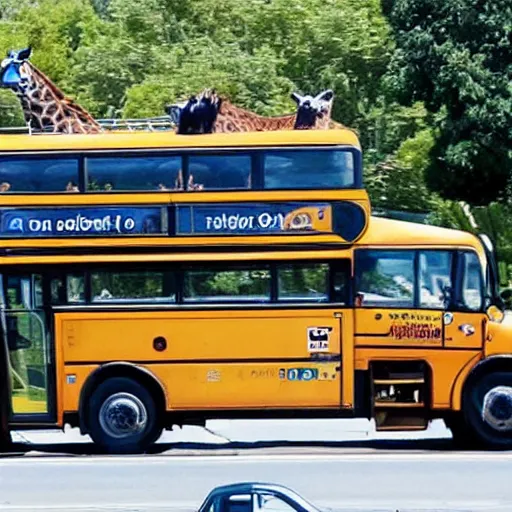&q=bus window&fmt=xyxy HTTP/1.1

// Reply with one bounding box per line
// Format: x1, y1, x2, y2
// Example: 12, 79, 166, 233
277, 263, 329, 302
355, 250, 415, 308
332, 265, 350, 305
263, 149, 355, 190
188, 154, 251, 191
183, 266, 271, 303
0, 157, 79, 193
461, 252, 483, 311
86, 155, 182, 192
91, 270, 175, 303
51, 274, 86, 305
67, 274, 85, 304
419, 251, 452, 309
